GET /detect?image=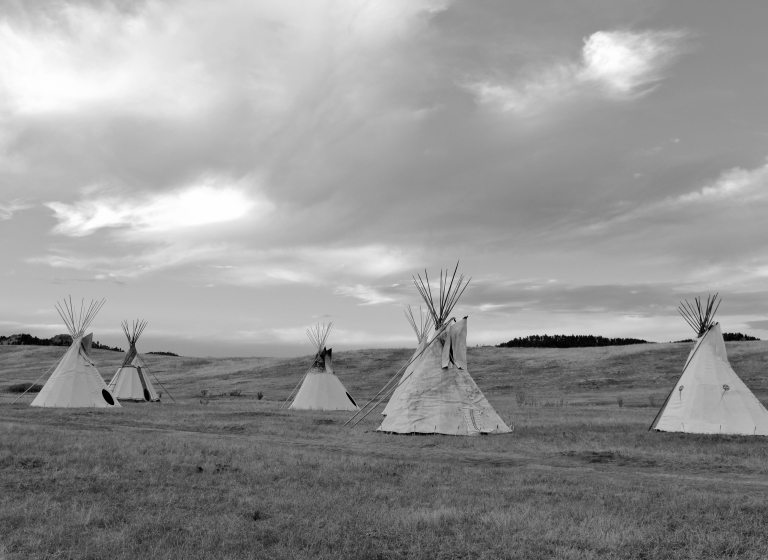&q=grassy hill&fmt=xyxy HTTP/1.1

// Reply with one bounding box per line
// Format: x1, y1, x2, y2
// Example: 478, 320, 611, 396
2, 342, 768, 559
